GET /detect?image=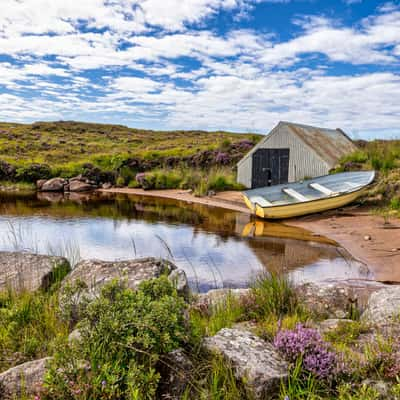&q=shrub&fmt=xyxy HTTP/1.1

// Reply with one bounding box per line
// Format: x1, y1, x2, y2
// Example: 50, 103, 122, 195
15, 163, 52, 183
43, 277, 187, 400
115, 175, 125, 187
390, 196, 400, 210
274, 324, 339, 379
